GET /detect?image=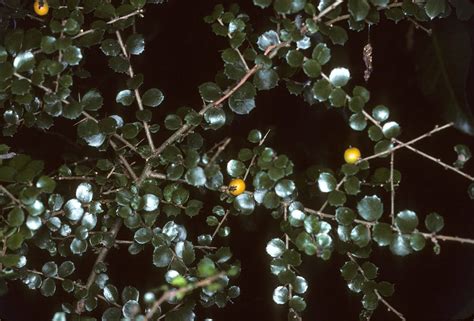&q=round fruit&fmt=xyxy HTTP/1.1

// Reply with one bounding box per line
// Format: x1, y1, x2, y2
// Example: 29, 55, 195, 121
344, 147, 361, 164
228, 178, 246, 196
34, 0, 49, 16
